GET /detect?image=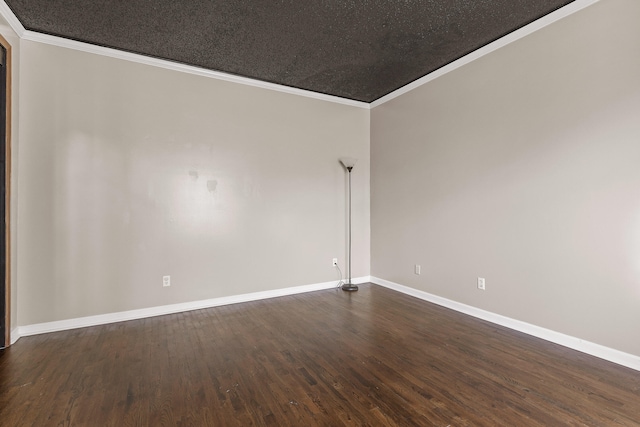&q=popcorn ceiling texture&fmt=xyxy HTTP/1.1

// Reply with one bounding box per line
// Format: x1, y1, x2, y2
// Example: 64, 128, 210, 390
5, 0, 574, 102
